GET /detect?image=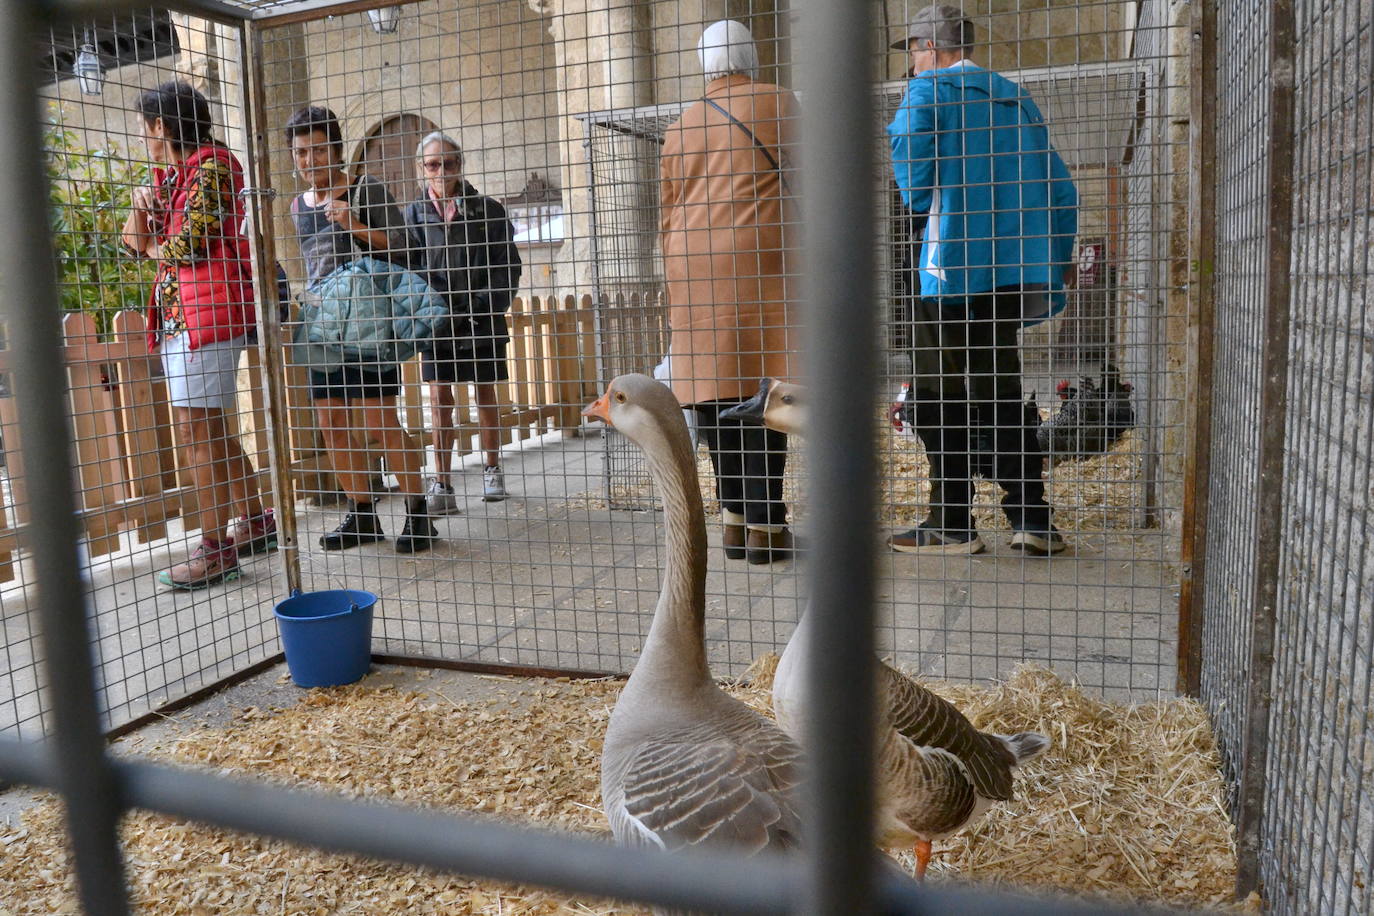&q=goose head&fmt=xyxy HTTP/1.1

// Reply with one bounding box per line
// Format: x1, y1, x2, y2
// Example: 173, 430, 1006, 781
719, 378, 807, 436
584, 373, 694, 454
